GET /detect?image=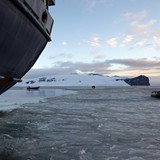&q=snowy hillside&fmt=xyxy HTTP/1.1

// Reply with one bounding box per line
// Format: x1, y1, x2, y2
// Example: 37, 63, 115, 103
16, 74, 129, 87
